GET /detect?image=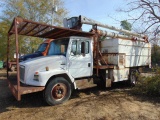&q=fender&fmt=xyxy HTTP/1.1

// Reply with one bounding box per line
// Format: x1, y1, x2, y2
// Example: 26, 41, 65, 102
25, 69, 76, 89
